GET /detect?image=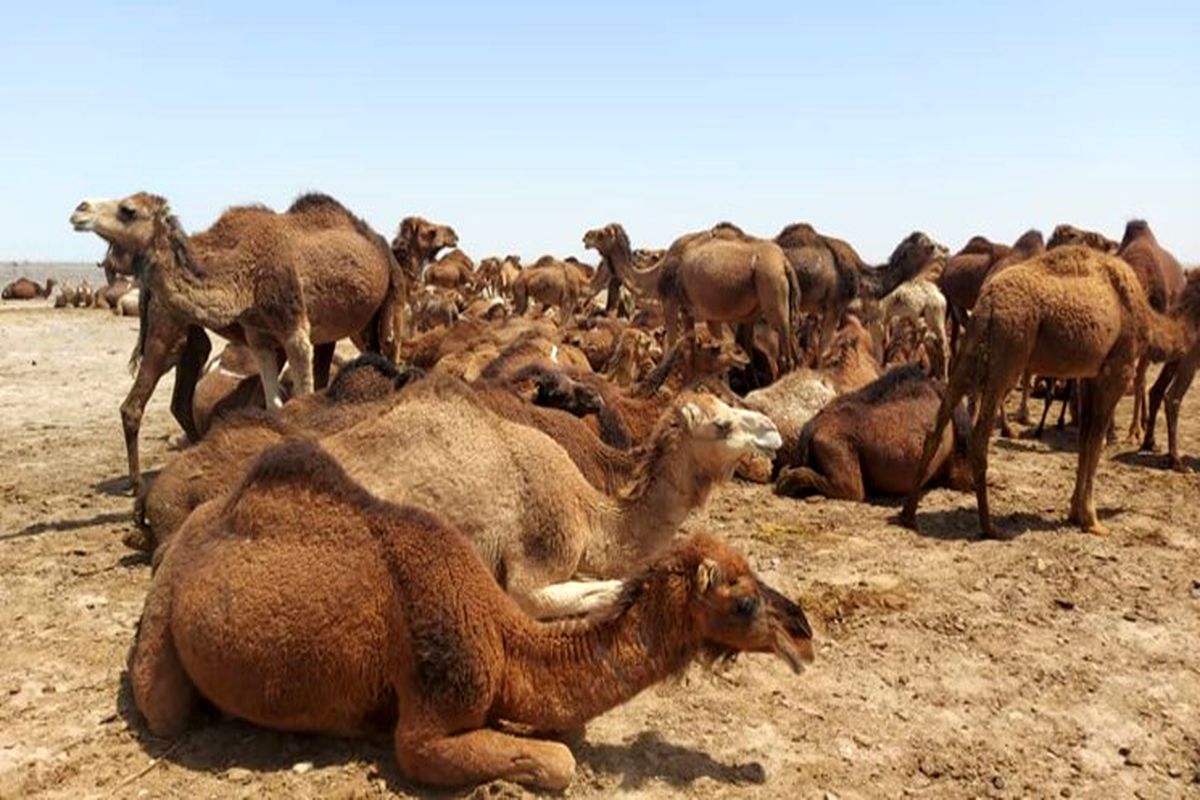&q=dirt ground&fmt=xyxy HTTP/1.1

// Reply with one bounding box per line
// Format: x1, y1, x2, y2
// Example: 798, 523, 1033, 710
1, 303, 1198, 799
